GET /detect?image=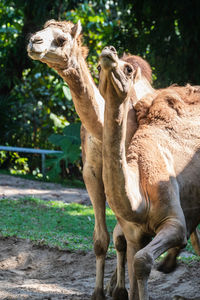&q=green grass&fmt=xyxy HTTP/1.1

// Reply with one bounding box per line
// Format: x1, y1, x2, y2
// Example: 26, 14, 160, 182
0, 197, 116, 253
0, 196, 198, 261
